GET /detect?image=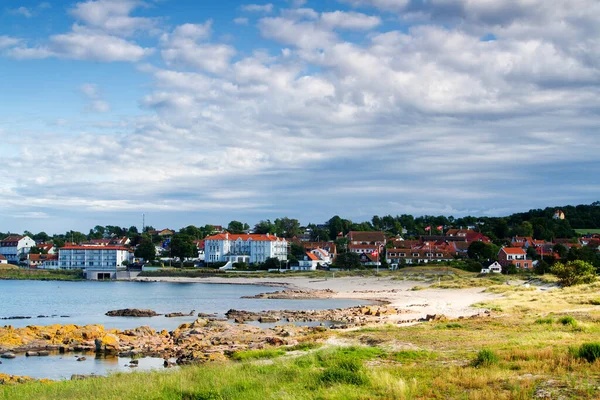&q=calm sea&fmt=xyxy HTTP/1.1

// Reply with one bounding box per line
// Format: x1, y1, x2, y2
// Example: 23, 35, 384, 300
0, 280, 368, 379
